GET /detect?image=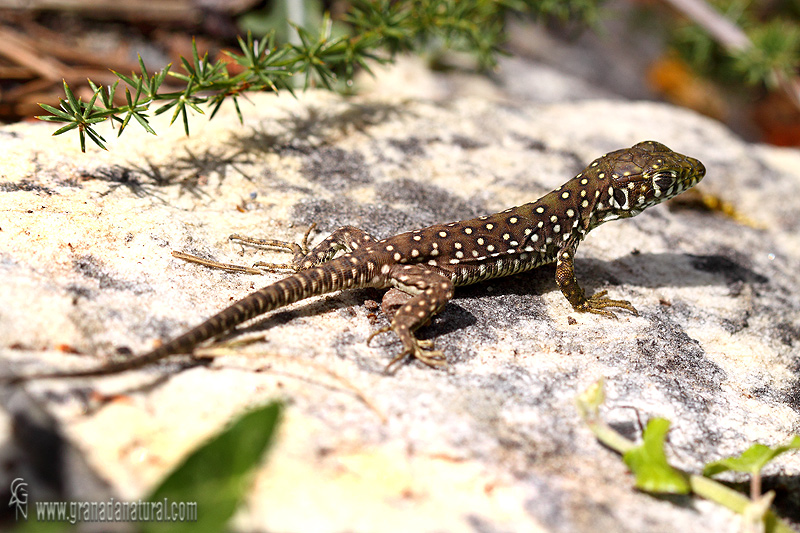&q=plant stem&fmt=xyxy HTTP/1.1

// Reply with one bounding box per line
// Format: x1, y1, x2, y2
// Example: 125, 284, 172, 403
577, 388, 795, 533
